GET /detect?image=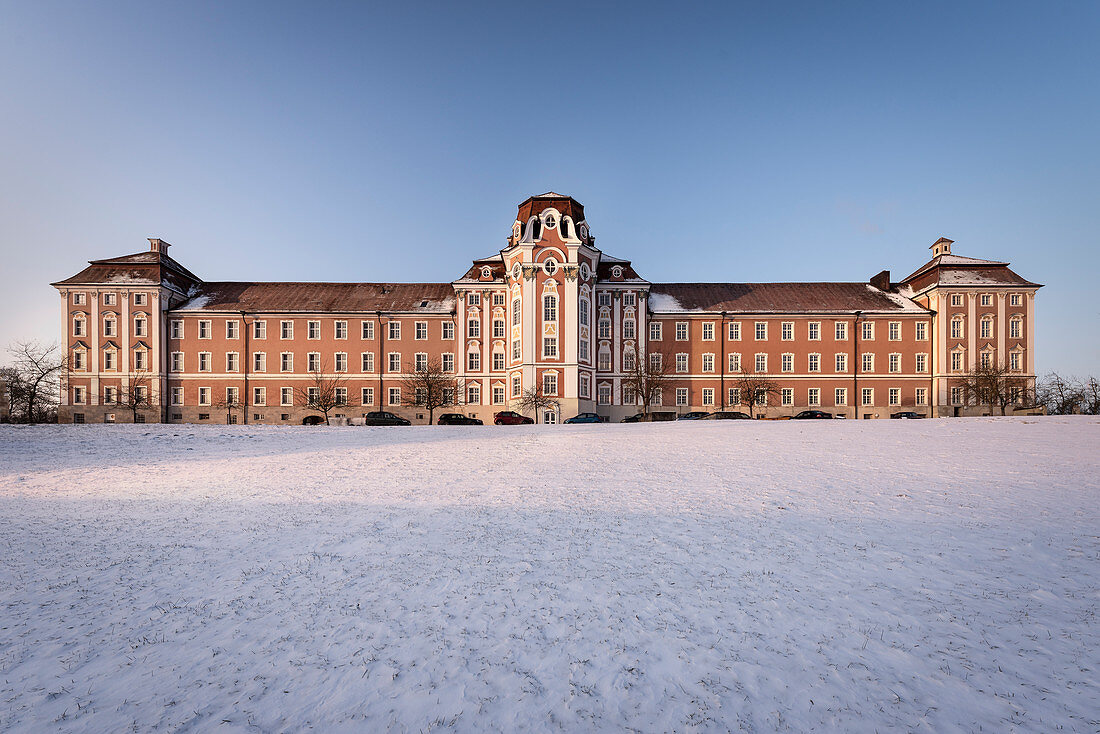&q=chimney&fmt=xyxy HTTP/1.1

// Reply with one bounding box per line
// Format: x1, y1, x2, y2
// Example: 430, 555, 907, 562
869, 269, 891, 291
148, 238, 171, 254
930, 237, 953, 258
